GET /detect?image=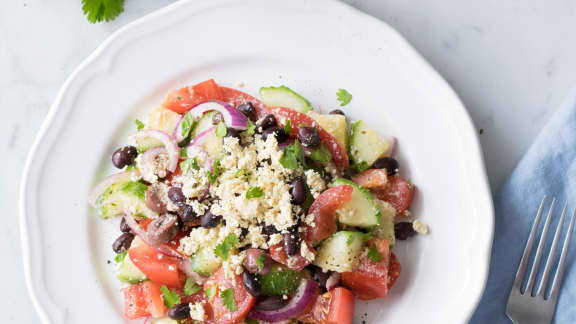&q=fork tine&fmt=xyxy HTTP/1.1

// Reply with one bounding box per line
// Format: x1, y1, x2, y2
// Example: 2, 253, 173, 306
549, 208, 576, 301
525, 198, 556, 295
536, 202, 567, 297
513, 197, 548, 290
